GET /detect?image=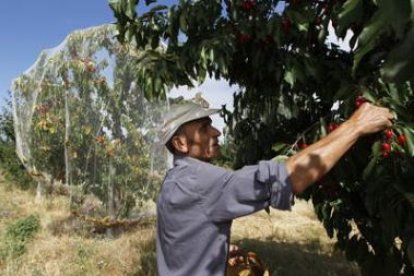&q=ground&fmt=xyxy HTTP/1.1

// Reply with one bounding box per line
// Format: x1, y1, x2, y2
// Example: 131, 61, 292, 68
0, 170, 359, 275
